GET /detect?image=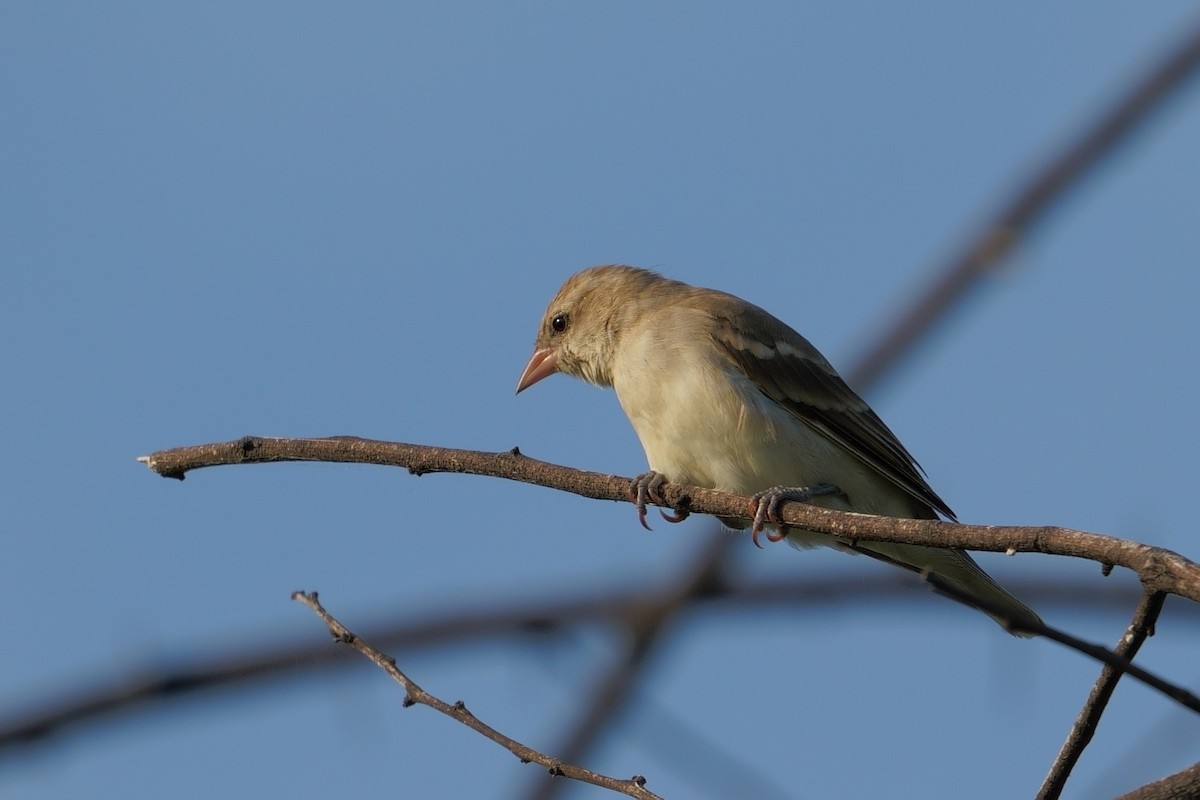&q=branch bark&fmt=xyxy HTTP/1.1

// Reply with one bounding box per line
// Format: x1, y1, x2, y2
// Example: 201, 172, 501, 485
1113, 762, 1200, 800
140, 436, 1200, 604
1038, 591, 1167, 800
